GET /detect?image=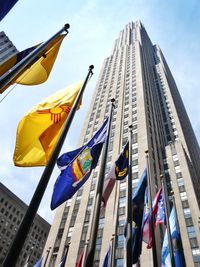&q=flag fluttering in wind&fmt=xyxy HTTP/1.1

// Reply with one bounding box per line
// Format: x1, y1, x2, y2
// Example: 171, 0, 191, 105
161, 207, 184, 267
33, 257, 43, 267
142, 187, 166, 248
131, 168, 147, 264
0, 34, 65, 91
76, 250, 84, 267
102, 141, 129, 206
102, 243, 112, 267
0, 0, 19, 21
51, 118, 108, 210
58, 255, 66, 267
13, 81, 83, 167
